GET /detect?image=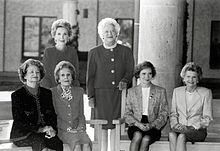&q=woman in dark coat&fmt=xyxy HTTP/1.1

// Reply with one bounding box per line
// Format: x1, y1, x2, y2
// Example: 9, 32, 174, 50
10, 59, 63, 151
86, 17, 134, 151
41, 19, 80, 88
